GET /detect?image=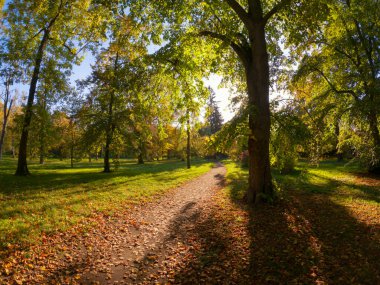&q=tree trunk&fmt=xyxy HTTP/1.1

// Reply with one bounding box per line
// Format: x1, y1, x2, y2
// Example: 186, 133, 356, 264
0, 120, 7, 160
103, 54, 119, 173
39, 140, 45, 165
15, 29, 50, 175
335, 121, 344, 161
186, 116, 191, 169
70, 118, 74, 168
137, 138, 145, 164
245, 22, 273, 203
103, 93, 115, 172
138, 153, 144, 164
38, 95, 47, 165
11, 135, 15, 158
70, 144, 74, 168
103, 140, 111, 172
0, 79, 13, 160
